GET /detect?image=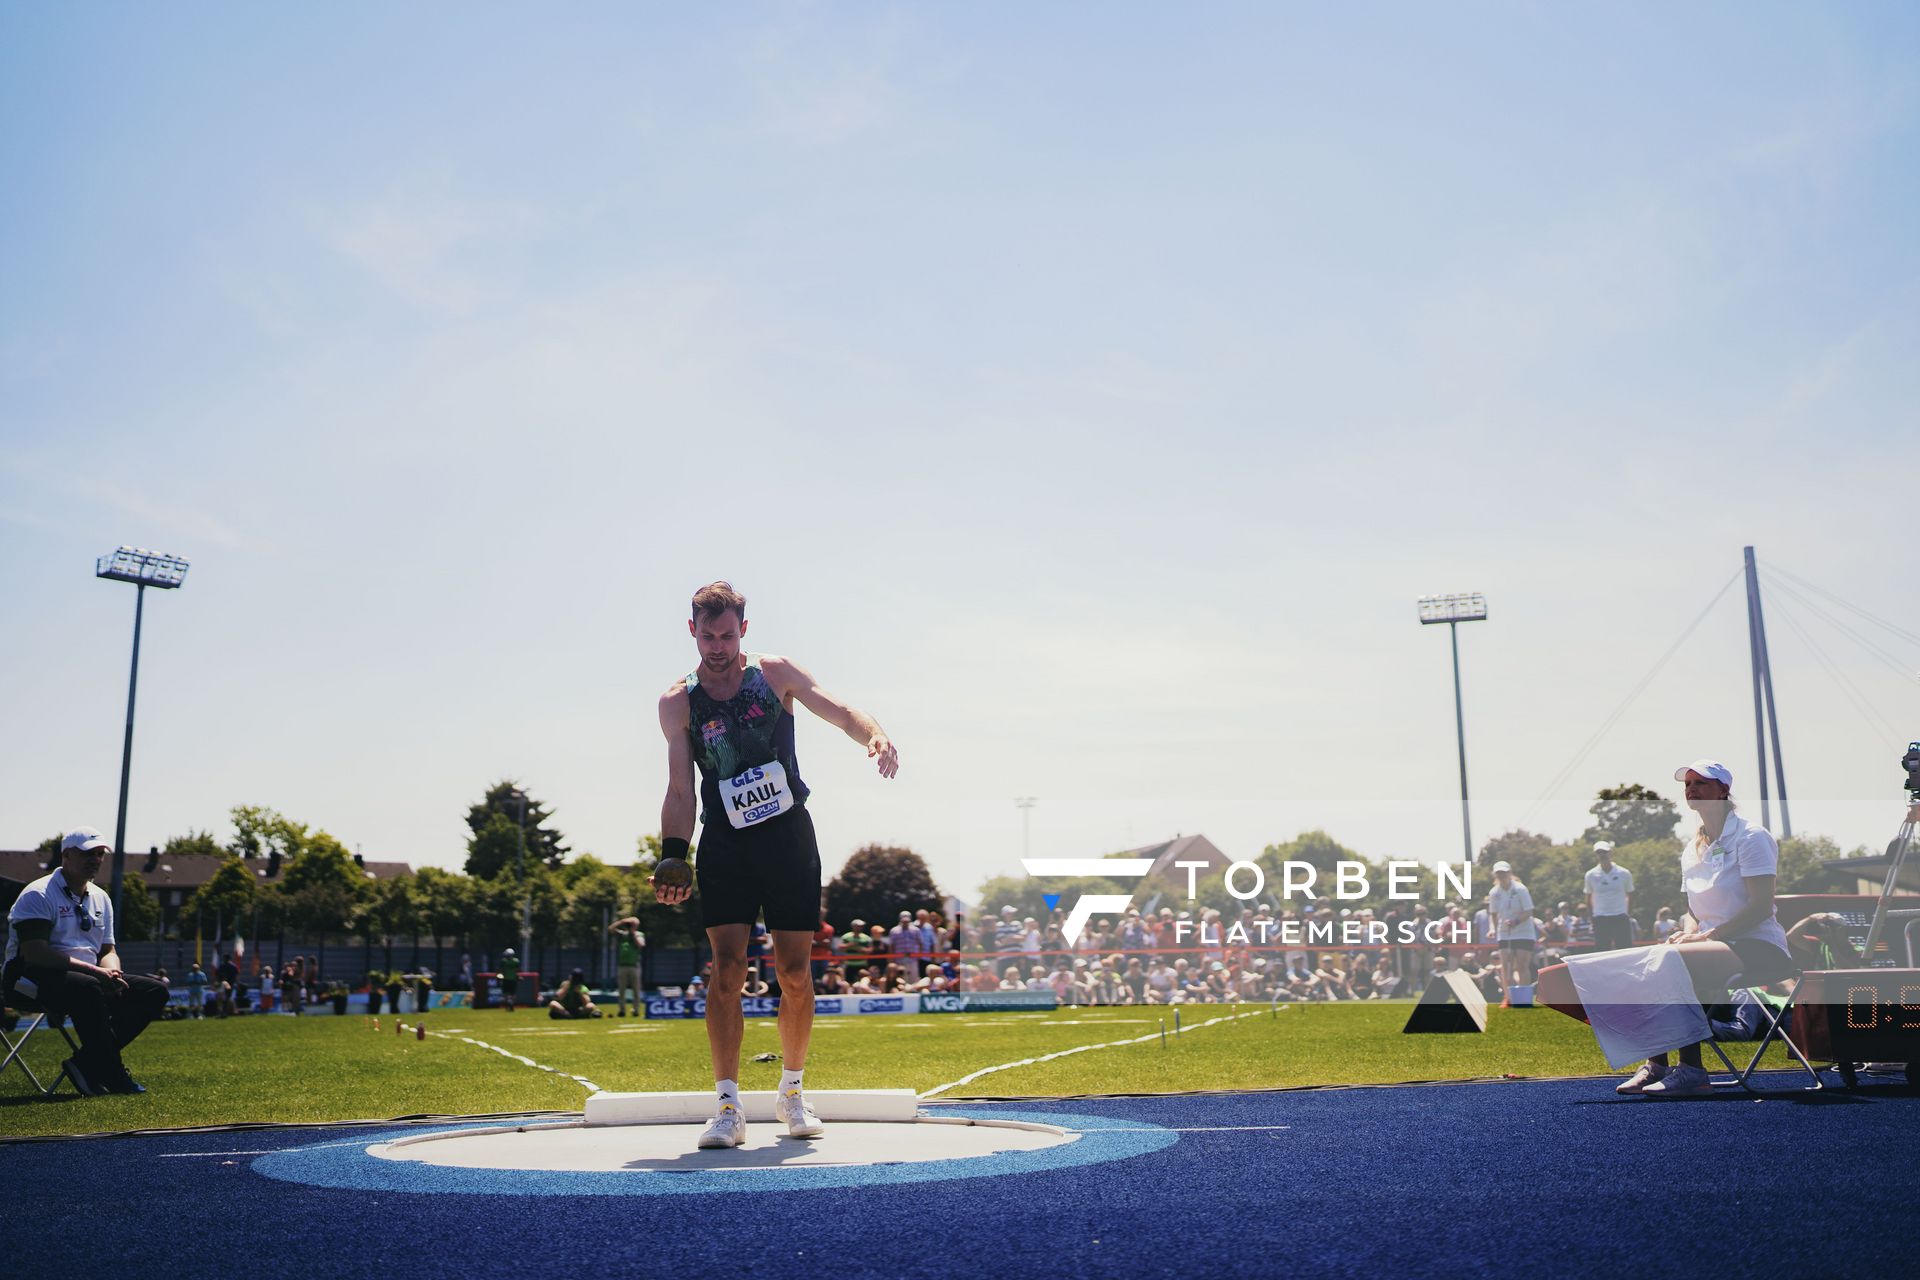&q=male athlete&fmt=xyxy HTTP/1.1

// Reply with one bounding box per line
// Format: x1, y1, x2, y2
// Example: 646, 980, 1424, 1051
652, 581, 899, 1148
